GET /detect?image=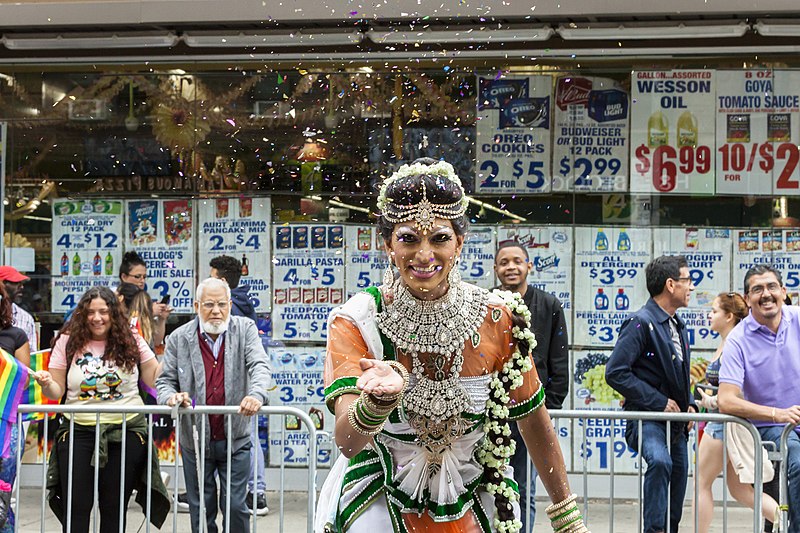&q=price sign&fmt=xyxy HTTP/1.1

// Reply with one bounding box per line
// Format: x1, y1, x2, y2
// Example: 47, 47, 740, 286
716, 70, 800, 195
345, 226, 387, 298
734, 229, 800, 304
125, 200, 196, 313
273, 224, 345, 342
497, 226, 573, 333
552, 76, 630, 192
653, 227, 733, 350
574, 227, 650, 347
267, 347, 333, 467
197, 198, 272, 313
460, 227, 497, 289
475, 75, 553, 194
571, 350, 639, 473
630, 70, 716, 195
52, 200, 124, 312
